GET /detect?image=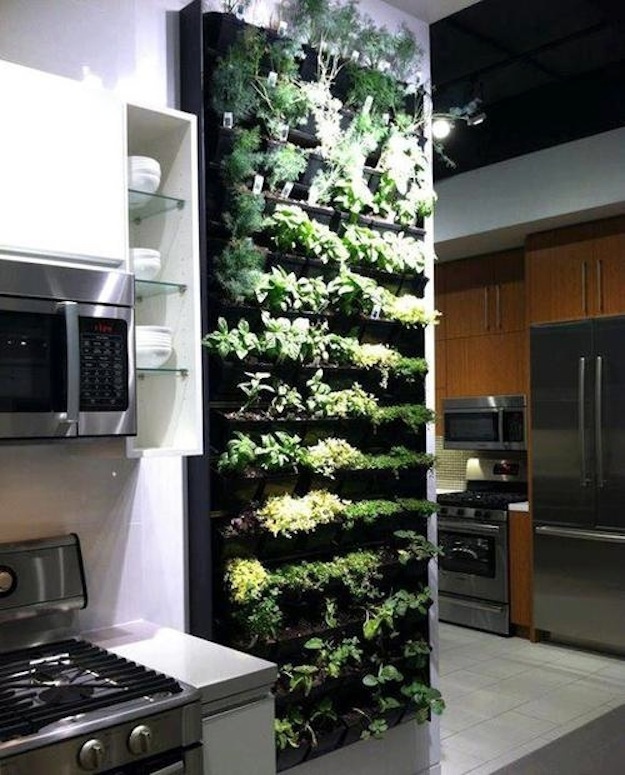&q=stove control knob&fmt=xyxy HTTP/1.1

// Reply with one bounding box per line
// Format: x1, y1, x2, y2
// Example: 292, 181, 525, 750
128, 724, 153, 755
78, 738, 106, 770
